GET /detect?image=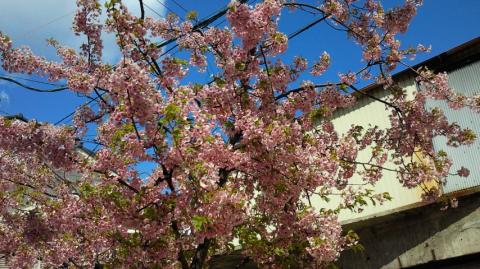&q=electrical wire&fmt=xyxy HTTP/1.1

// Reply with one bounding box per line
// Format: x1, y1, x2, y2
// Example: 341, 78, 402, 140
33, 0, 329, 126
17, 10, 76, 40
0, 76, 67, 93
54, 93, 104, 125
155, 0, 183, 20
170, 0, 189, 14
144, 2, 166, 19
0, 74, 64, 87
